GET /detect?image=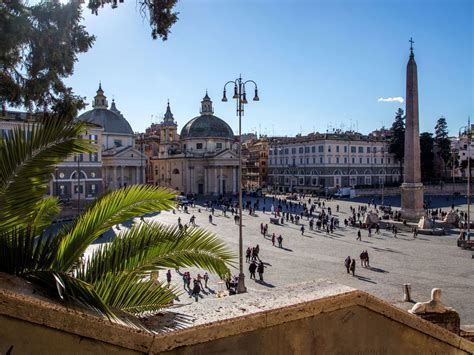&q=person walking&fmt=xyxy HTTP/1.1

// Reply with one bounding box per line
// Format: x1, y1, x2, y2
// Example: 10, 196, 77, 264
277, 235, 283, 248
300, 225, 305, 236
359, 251, 365, 267
365, 250, 370, 267
272, 233, 276, 246
209, 214, 213, 224
345, 256, 351, 274
246, 247, 251, 262
166, 269, 172, 288
203, 272, 209, 288
249, 261, 257, 279
257, 261, 265, 281
192, 279, 201, 302
356, 229, 362, 241
350, 258, 356, 276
